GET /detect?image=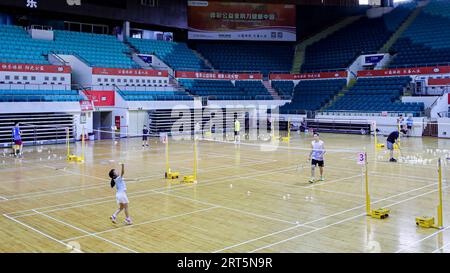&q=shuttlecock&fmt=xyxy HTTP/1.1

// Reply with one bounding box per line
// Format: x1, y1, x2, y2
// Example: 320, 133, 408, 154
230, 184, 233, 188
283, 195, 287, 200
247, 191, 251, 196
